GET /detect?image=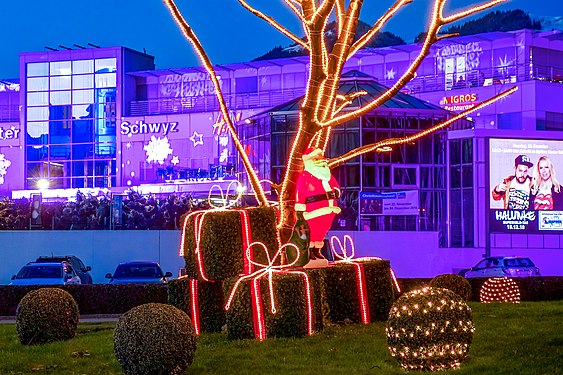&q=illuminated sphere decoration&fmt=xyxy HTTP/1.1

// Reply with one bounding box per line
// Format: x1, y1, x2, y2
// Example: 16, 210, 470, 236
386, 287, 474, 372
479, 277, 521, 303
